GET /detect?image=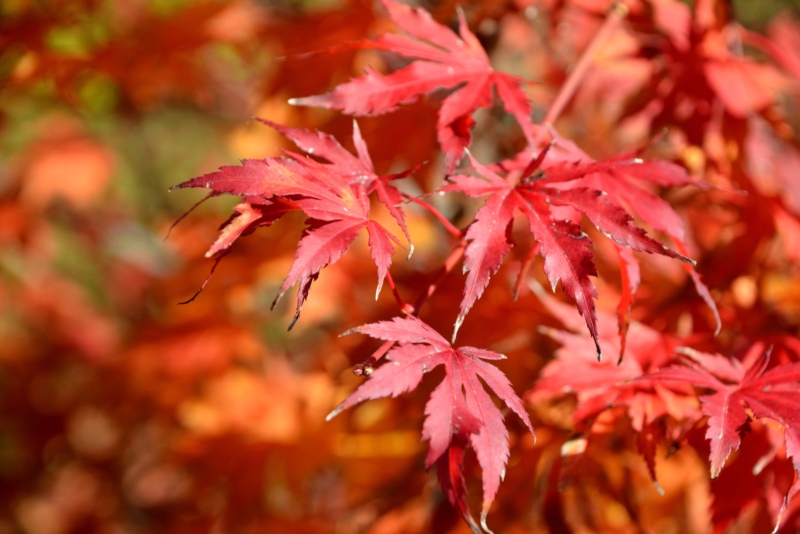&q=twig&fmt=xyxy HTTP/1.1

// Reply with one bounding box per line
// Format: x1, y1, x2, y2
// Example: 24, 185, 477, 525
403, 193, 464, 239
353, 238, 468, 374
542, 1, 629, 128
